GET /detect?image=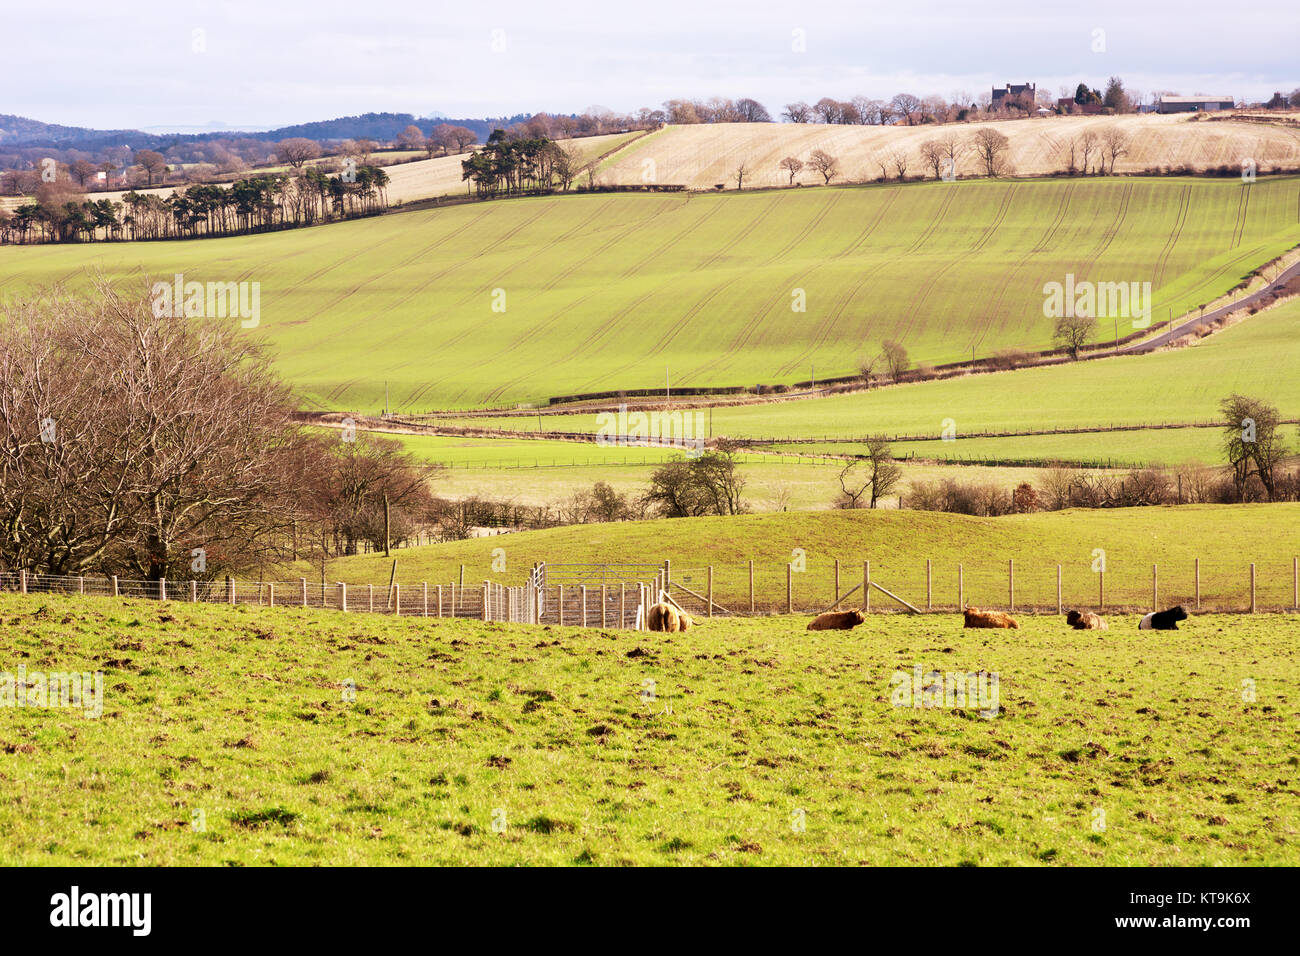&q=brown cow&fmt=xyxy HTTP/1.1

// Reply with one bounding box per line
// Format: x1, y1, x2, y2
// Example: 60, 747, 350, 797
963, 606, 1019, 629
807, 609, 866, 631
1065, 609, 1108, 630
